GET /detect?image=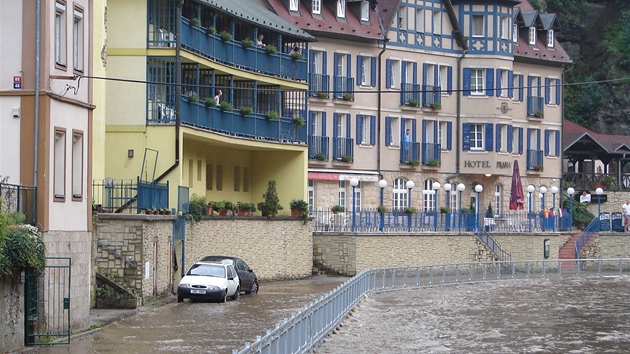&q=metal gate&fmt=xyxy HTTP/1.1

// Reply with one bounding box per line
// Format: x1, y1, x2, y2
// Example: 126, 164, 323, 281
24, 257, 71, 345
